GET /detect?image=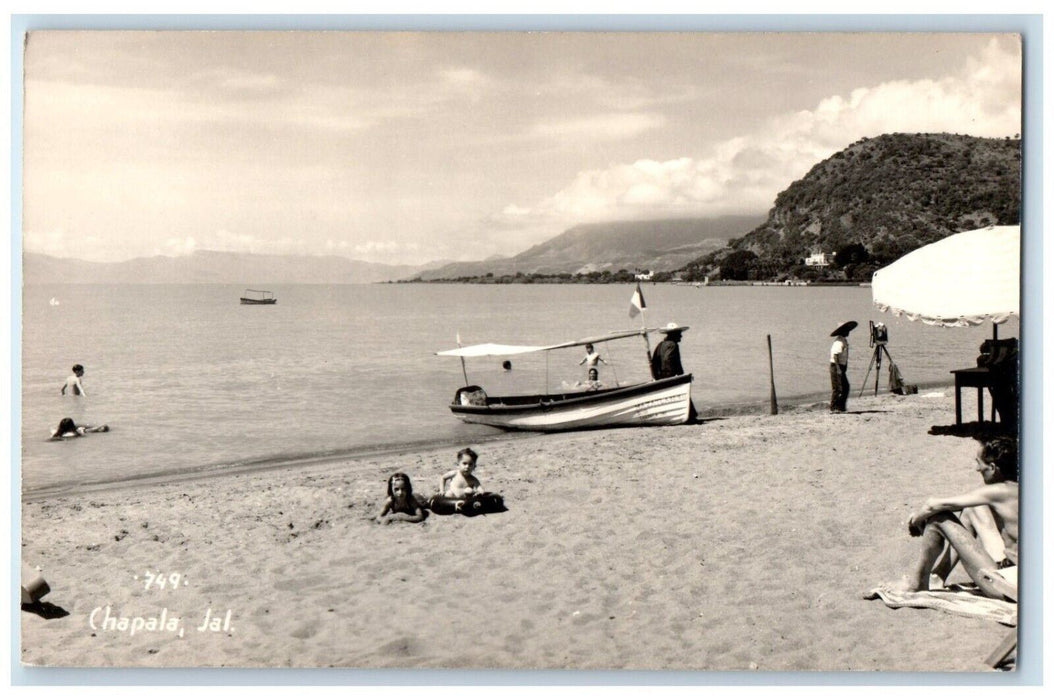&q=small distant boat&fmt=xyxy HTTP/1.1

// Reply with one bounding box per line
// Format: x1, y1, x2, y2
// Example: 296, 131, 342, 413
49, 297, 60, 306
239, 289, 277, 305
437, 329, 693, 431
